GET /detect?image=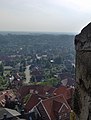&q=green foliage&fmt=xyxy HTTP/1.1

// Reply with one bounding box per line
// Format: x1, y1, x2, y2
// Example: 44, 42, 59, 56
0, 63, 4, 76
0, 34, 74, 57
48, 77, 59, 86
54, 56, 63, 64
21, 59, 26, 67
40, 77, 59, 87
0, 76, 6, 85
23, 94, 31, 103
44, 60, 51, 68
